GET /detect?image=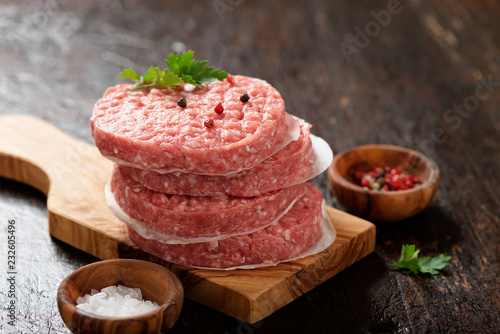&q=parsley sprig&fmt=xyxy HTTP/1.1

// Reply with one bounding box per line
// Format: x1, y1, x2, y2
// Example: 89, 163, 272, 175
389, 244, 451, 275
119, 51, 229, 91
